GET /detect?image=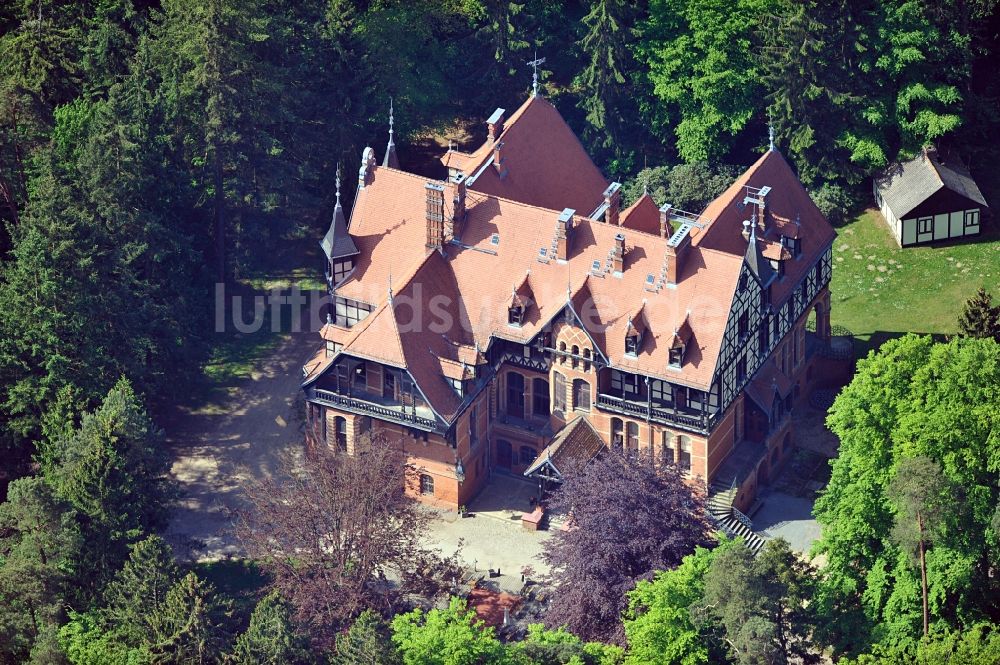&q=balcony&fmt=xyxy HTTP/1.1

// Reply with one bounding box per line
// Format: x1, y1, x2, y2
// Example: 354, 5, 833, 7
596, 393, 713, 432
308, 387, 438, 431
